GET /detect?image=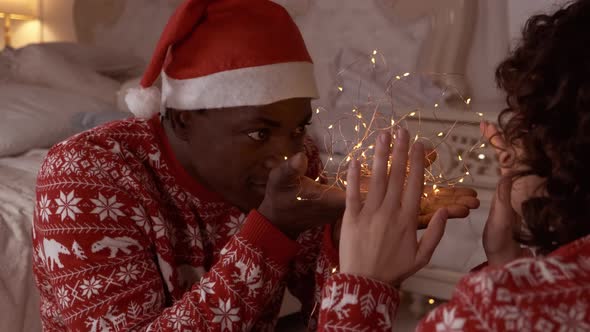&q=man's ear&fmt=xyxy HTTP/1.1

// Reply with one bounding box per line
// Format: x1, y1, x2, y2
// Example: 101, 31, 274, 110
167, 109, 192, 141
